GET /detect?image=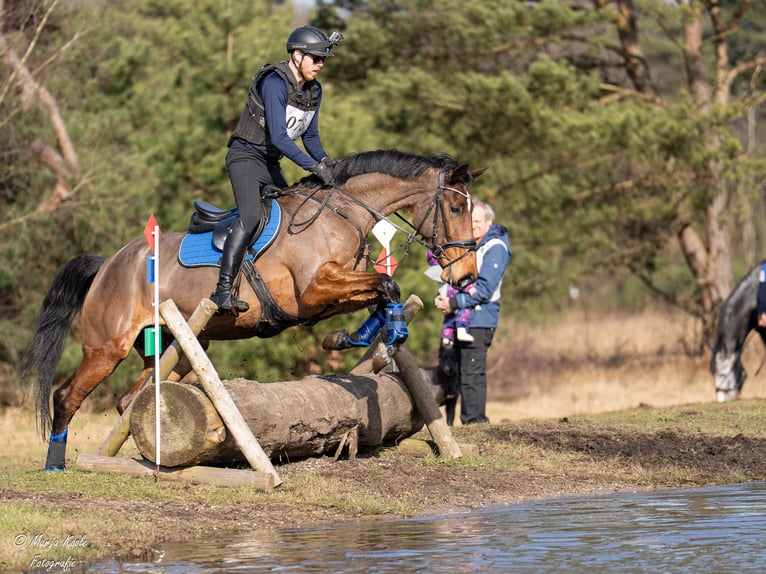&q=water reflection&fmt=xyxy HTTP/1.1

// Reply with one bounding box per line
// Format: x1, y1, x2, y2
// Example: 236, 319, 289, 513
88, 482, 766, 573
